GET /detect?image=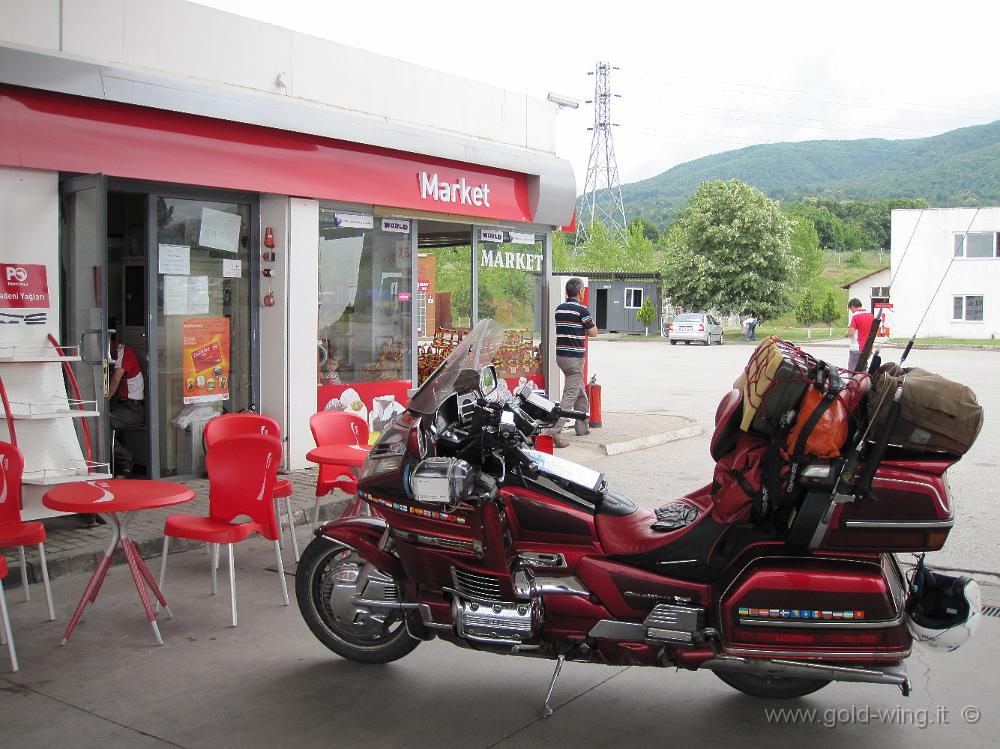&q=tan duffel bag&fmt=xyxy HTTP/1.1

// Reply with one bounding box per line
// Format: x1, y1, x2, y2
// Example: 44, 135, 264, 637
868, 363, 984, 456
